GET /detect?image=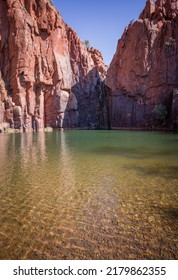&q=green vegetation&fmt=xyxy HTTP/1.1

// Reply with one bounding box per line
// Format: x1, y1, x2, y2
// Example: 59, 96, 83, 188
49, 0, 54, 5
165, 37, 176, 46
84, 40, 91, 48
48, 1, 61, 15
129, 19, 134, 25
152, 104, 167, 124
